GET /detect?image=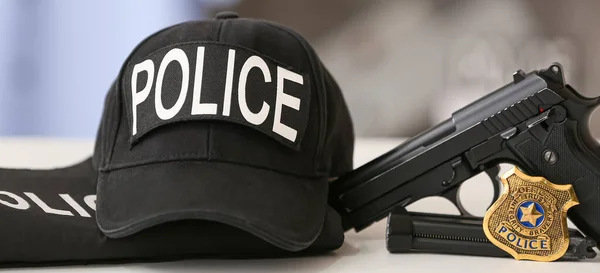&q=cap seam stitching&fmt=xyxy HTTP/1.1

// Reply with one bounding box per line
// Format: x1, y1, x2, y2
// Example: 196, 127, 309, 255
216, 17, 225, 40
109, 81, 124, 167
207, 124, 212, 161
207, 19, 225, 161
100, 157, 327, 179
